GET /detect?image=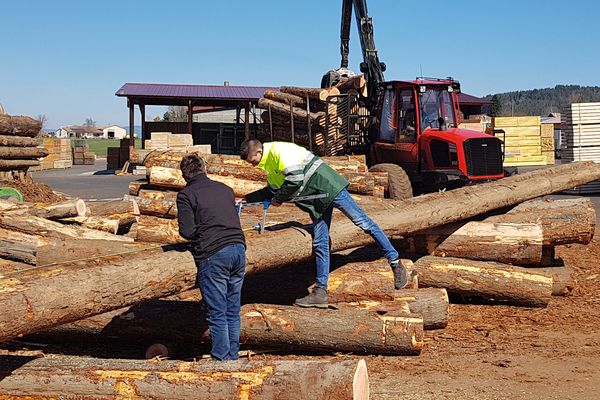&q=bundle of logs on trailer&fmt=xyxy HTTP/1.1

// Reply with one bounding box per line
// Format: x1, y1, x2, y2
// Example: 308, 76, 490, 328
256, 74, 369, 156
0, 114, 48, 180
125, 148, 390, 243
1, 161, 600, 398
